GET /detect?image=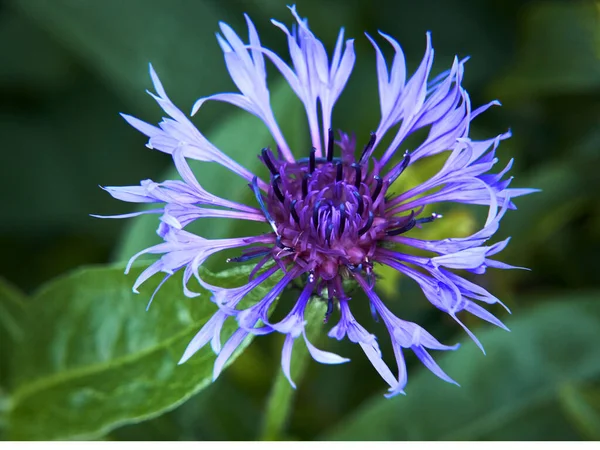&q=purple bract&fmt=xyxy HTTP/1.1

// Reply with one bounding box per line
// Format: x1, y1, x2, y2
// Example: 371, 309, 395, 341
97, 5, 536, 396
